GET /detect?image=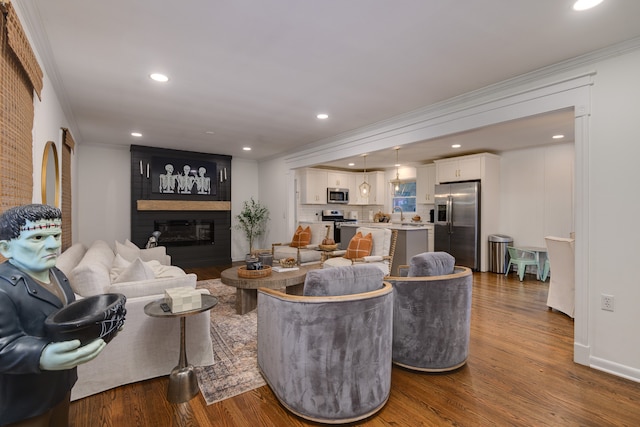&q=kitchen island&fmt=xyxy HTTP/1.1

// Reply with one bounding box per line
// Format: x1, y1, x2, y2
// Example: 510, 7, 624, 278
340, 222, 432, 276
